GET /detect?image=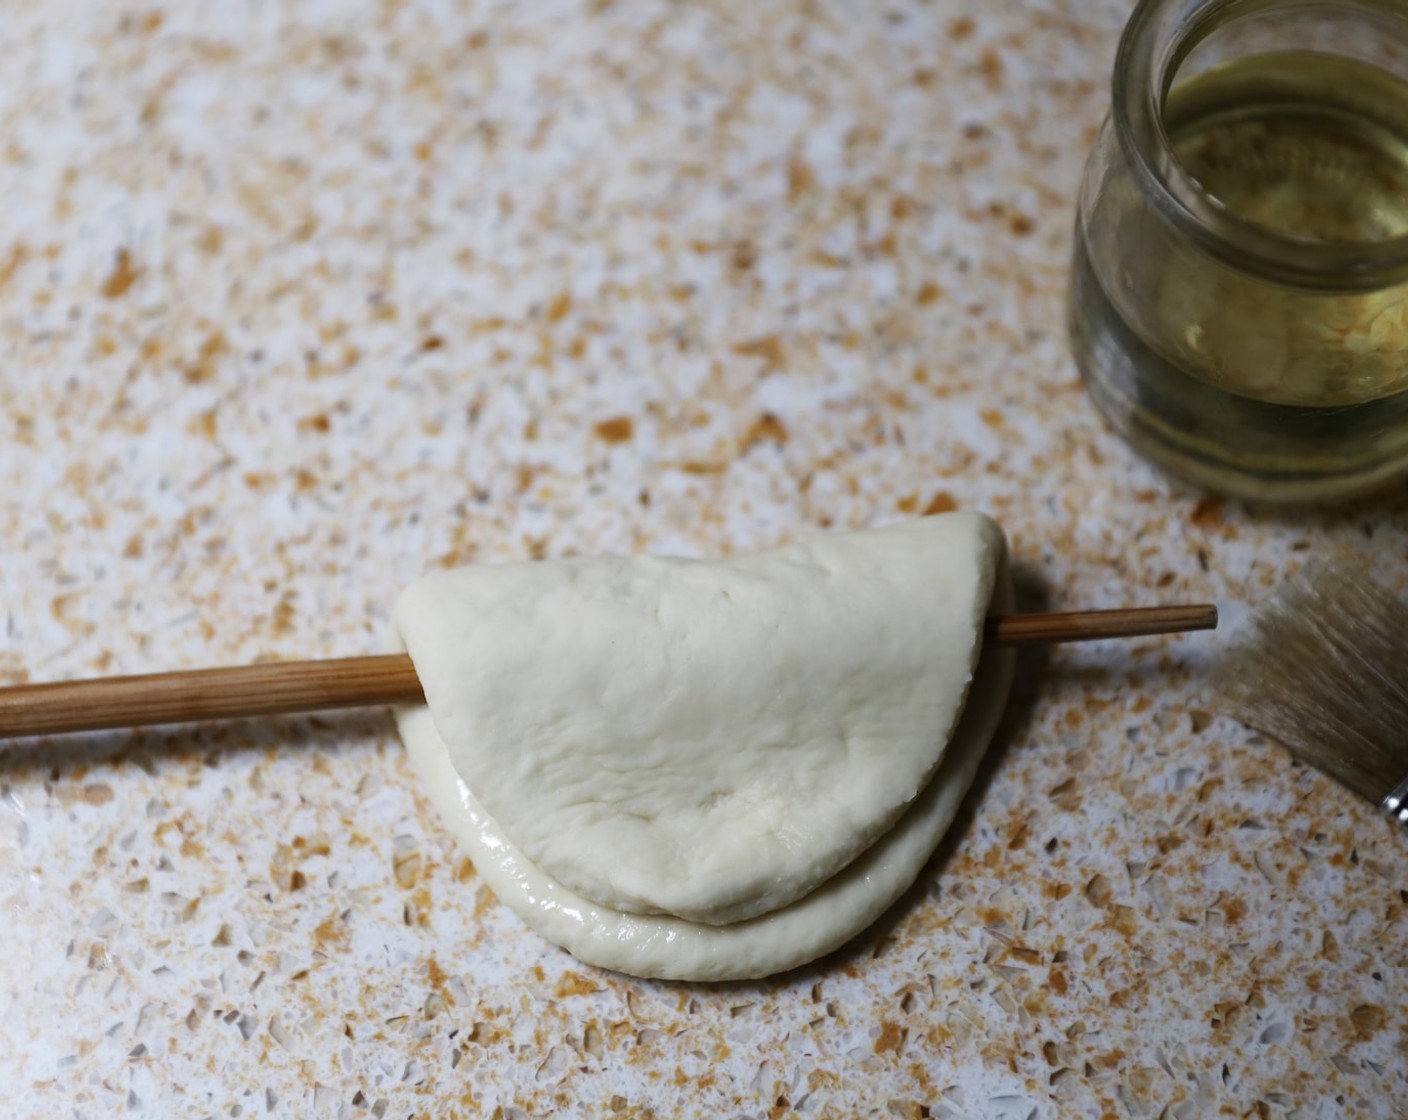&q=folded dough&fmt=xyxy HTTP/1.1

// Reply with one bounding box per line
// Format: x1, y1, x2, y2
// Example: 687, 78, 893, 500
395, 606, 1012, 981
395, 513, 1006, 928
